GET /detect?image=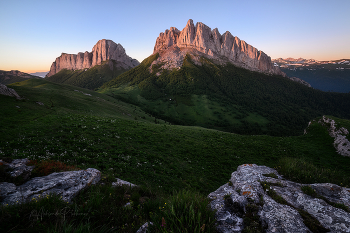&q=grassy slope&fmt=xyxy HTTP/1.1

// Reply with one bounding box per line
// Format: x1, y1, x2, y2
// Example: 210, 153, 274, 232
45, 60, 129, 90
1, 79, 165, 135
1, 79, 350, 195
99, 54, 350, 136
0, 71, 39, 85
2, 79, 350, 232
